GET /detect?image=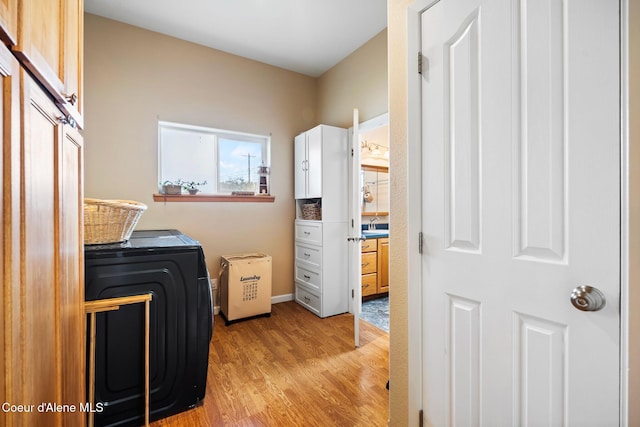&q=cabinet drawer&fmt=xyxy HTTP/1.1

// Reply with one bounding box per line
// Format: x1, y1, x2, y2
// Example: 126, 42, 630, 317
295, 263, 321, 292
296, 284, 320, 316
295, 243, 321, 268
361, 252, 377, 274
295, 221, 322, 245
361, 238, 377, 253
361, 273, 377, 297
